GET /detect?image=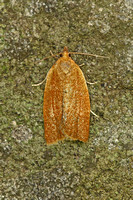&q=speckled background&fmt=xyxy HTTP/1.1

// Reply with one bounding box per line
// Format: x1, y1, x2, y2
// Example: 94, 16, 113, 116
0, 0, 132, 199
